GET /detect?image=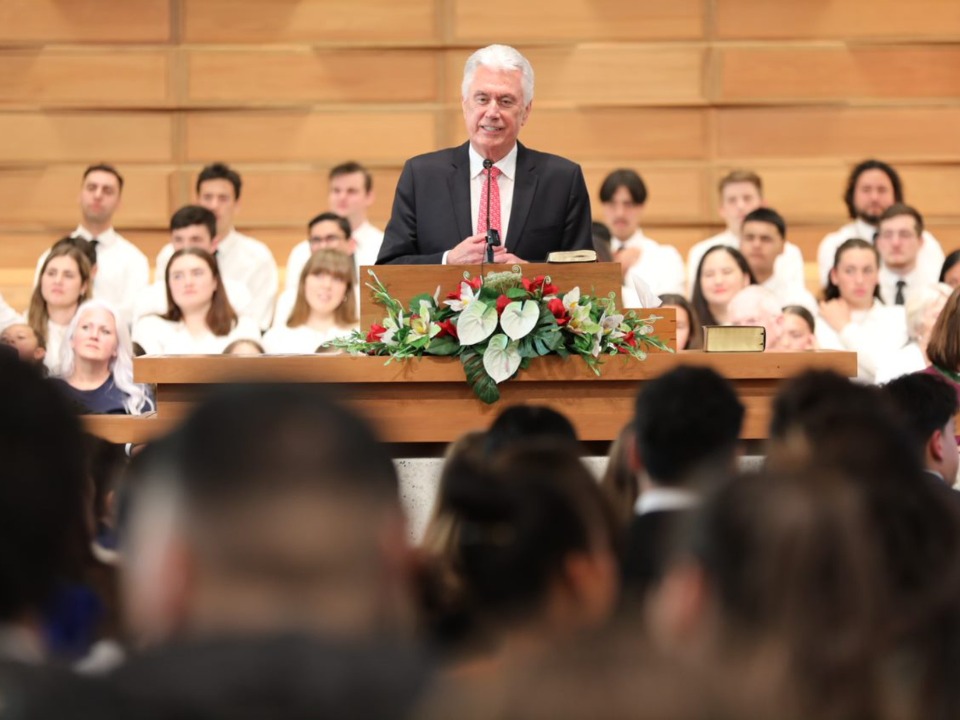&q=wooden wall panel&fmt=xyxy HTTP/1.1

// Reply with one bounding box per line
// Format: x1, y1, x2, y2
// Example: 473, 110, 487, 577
0, 51, 171, 108
0, 0, 171, 44
0, 113, 174, 164
452, 0, 704, 42
899, 167, 960, 217
184, 111, 437, 164
447, 46, 706, 107
716, 107, 960, 161
182, 0, 437, 44
584, 165, 709, 222
715, 0, 960, 41
186, 50, 439, 105
718, 46, 960, 103
0, 168, 171, 227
